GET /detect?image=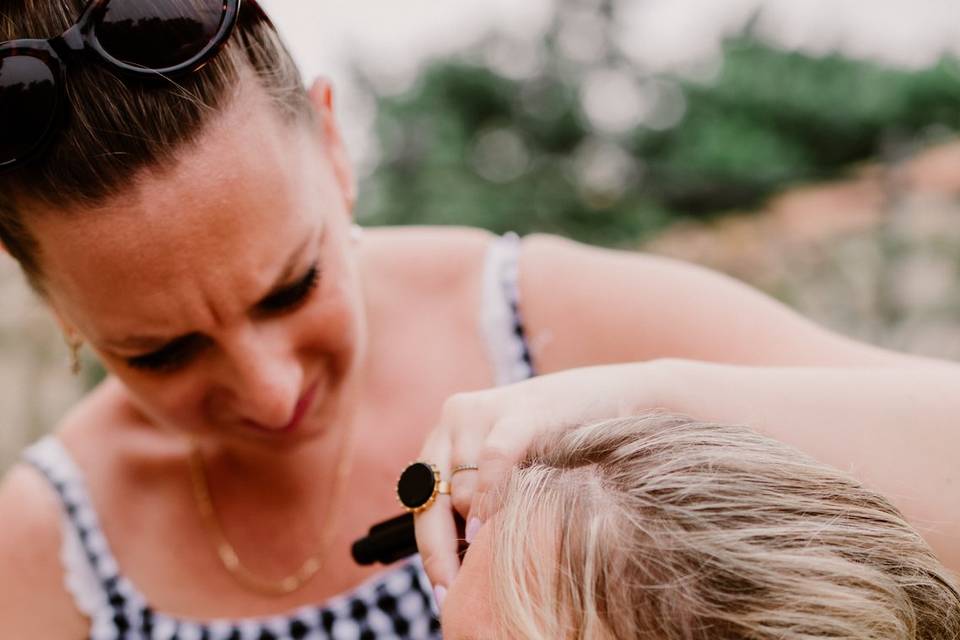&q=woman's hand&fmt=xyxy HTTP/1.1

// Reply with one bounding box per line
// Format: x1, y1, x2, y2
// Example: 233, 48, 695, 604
414, 361, 671, 590
415, 357, 960, 590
